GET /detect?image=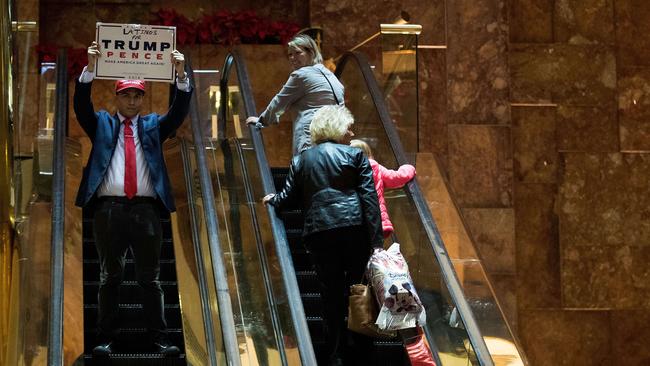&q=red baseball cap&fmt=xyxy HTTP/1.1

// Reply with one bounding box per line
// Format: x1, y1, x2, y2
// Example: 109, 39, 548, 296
115, 79, 146, 94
